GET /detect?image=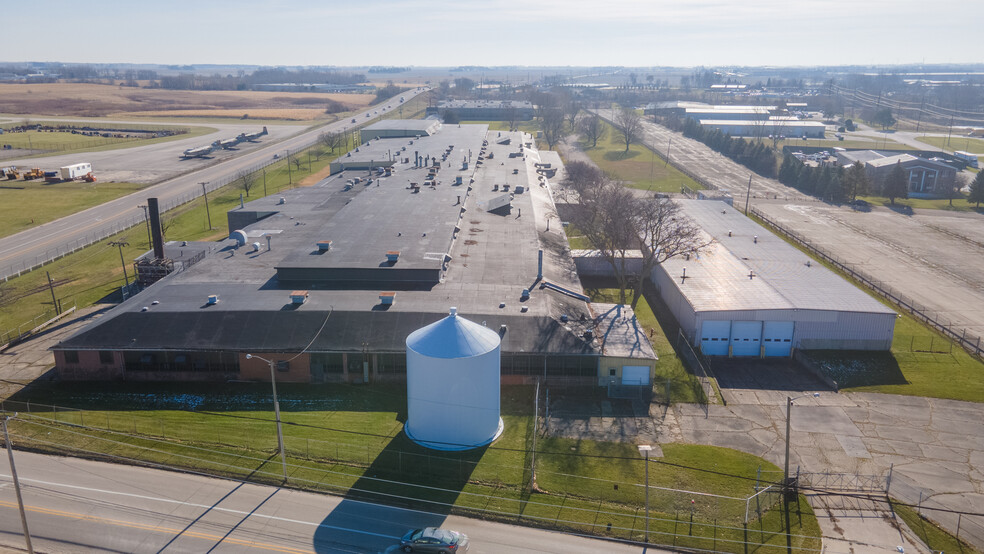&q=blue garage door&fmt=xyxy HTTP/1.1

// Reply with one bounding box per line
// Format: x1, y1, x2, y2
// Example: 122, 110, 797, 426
762, 321, 794, 357
699, 321, 731, 356
730, 321, 763, 357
